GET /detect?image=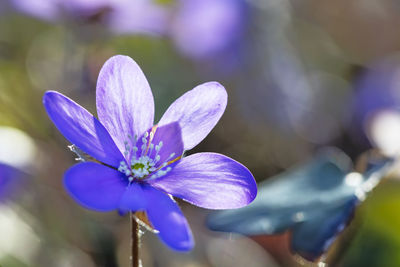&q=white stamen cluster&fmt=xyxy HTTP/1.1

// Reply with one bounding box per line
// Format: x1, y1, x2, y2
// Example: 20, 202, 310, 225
118, 130, 176, 182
